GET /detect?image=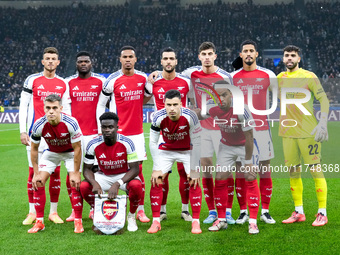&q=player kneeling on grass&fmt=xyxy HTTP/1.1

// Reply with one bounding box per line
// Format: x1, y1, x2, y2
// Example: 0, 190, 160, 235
28, 94, 83, 234
80, 112, 142, 232
148, 89, 203, 234
198, 81, 261, 234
